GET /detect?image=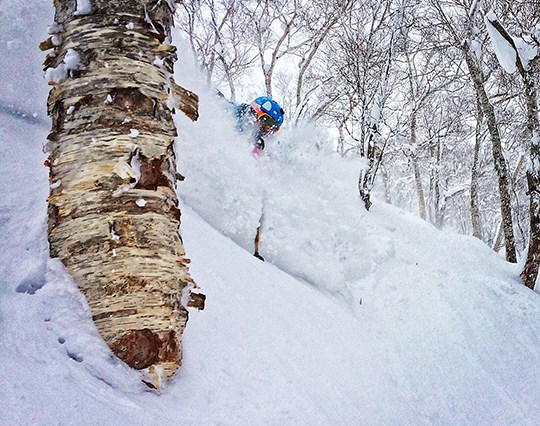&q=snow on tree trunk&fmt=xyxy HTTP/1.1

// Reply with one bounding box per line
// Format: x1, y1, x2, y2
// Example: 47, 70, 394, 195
42, 0, 200, 388
358, 48, 390, 211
